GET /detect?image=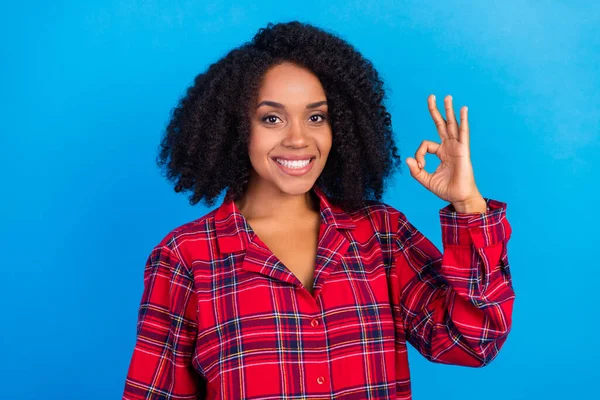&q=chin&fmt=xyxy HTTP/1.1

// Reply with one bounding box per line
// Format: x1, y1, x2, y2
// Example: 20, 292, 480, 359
272, 180, 316, 196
